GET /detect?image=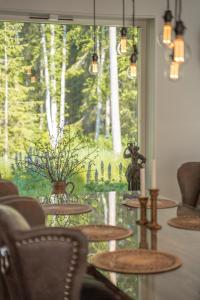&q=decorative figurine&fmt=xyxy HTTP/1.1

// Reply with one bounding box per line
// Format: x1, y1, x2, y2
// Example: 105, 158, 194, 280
123, 143, 146, 191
